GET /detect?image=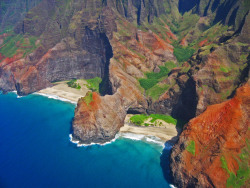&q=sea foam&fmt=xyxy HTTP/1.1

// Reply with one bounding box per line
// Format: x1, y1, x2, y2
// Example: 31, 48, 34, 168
69, 132, 165, 148
69, 134, 119, 147
34, 93, 77, 105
